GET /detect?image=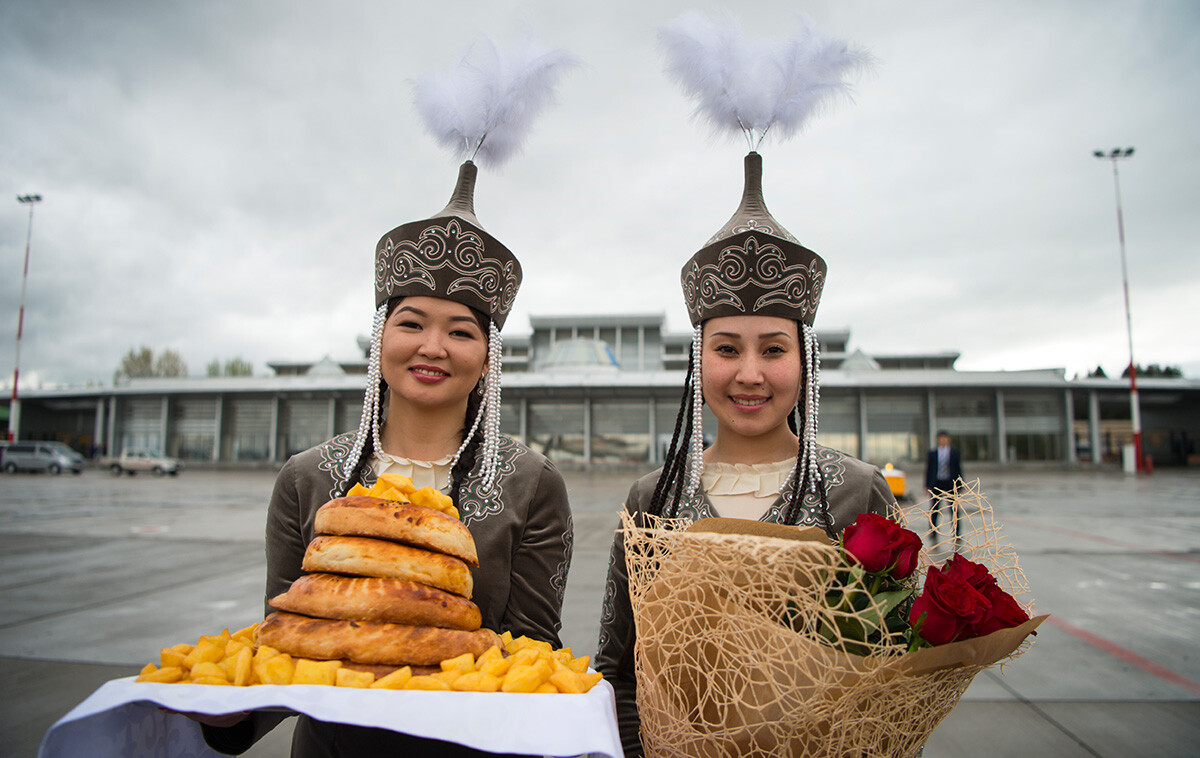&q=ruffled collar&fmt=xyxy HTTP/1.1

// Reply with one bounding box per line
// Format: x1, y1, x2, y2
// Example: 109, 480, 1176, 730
370, 451, 454, 491
701, 457, 796, 499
